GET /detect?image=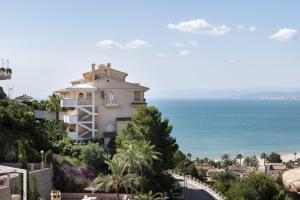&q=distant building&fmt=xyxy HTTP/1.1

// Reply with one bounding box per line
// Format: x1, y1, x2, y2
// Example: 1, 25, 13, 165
15, 94, 34, 102
265, 163, 286, 179
56, 63, 149, 145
